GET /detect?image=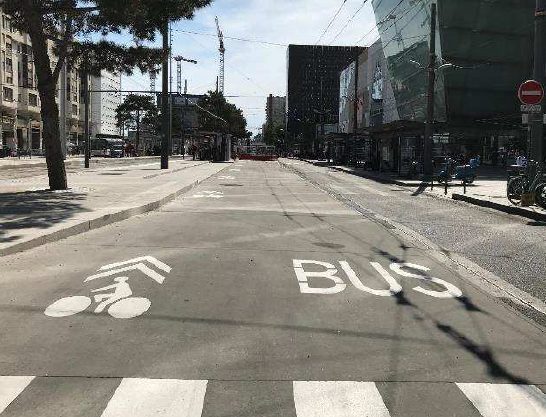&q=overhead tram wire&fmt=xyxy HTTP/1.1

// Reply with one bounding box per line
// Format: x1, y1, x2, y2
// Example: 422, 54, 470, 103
355, 0, 405, 45
173, 29, 287, 47
183, 32, 269, 94
315, 0, 349, 45
328, 0, 369, 45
